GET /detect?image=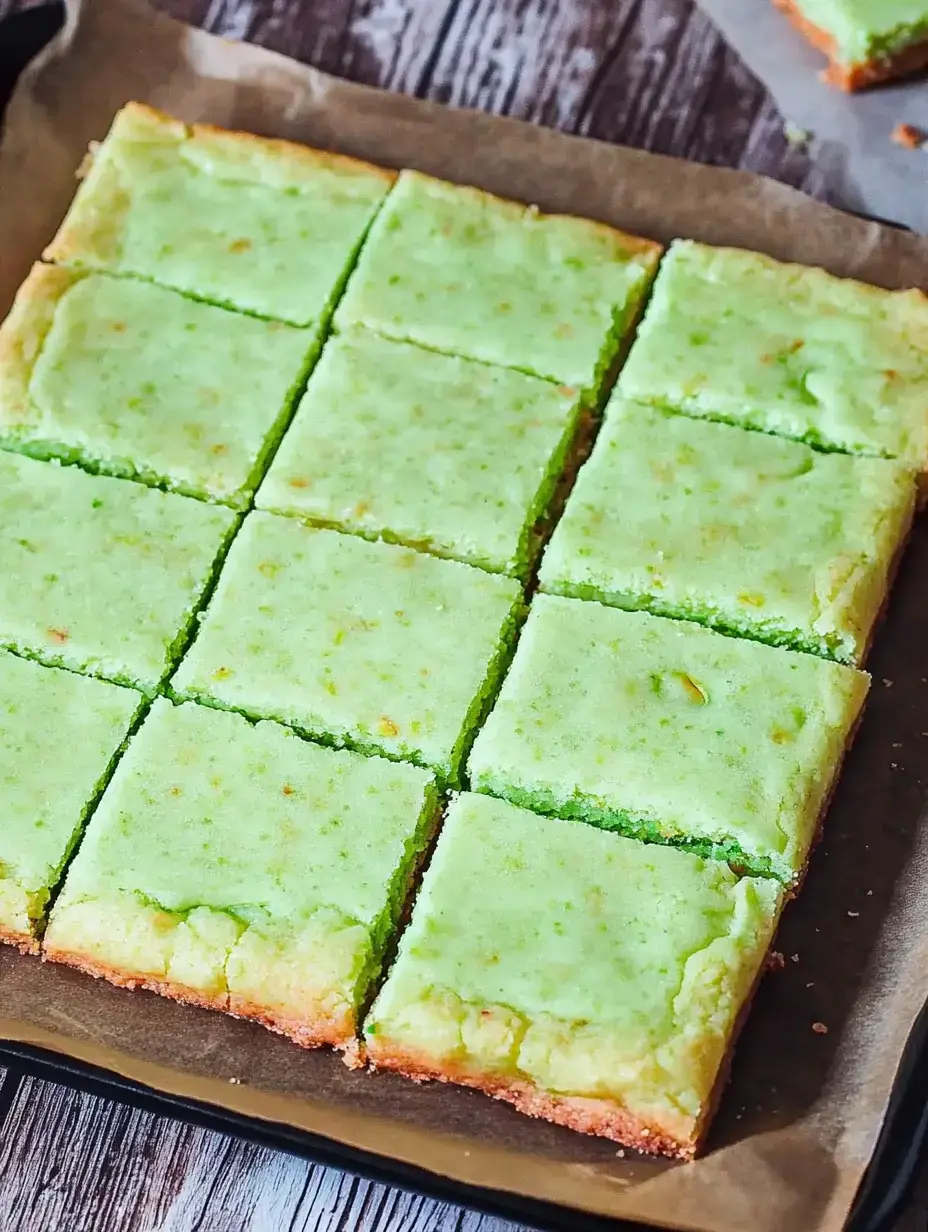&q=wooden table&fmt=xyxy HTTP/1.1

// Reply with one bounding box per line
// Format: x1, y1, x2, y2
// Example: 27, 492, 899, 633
0, 1, 926, 1228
